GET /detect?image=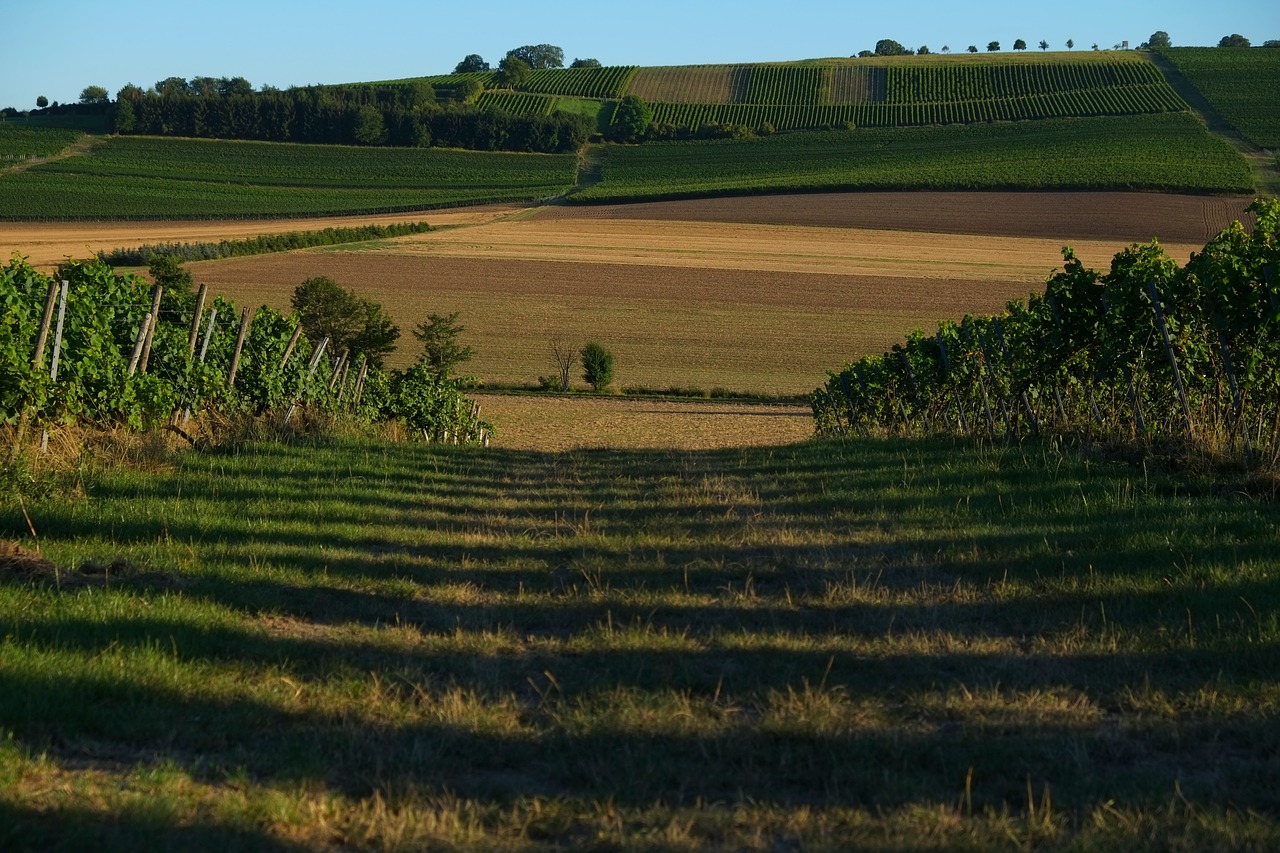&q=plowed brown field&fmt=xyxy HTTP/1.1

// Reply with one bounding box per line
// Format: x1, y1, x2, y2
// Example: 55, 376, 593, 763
544, 191, 1256, 243
3, 191, 1258, 398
